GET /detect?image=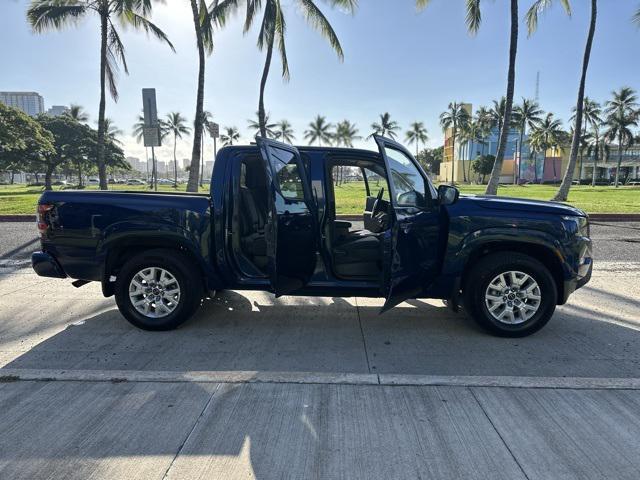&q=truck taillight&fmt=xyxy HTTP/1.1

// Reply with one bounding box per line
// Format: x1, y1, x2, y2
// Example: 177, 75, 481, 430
37, 204, 54, 236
